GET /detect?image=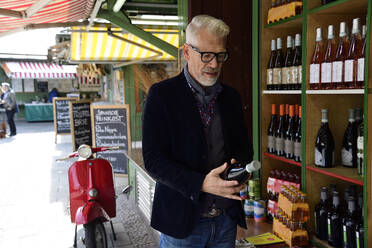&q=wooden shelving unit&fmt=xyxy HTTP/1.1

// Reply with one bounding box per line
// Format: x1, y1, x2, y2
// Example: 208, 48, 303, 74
254, 0, 371, 246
